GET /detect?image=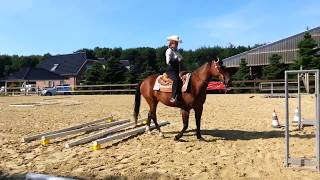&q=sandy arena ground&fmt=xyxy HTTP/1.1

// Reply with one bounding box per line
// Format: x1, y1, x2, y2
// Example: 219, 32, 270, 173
1, 94, 320, 179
